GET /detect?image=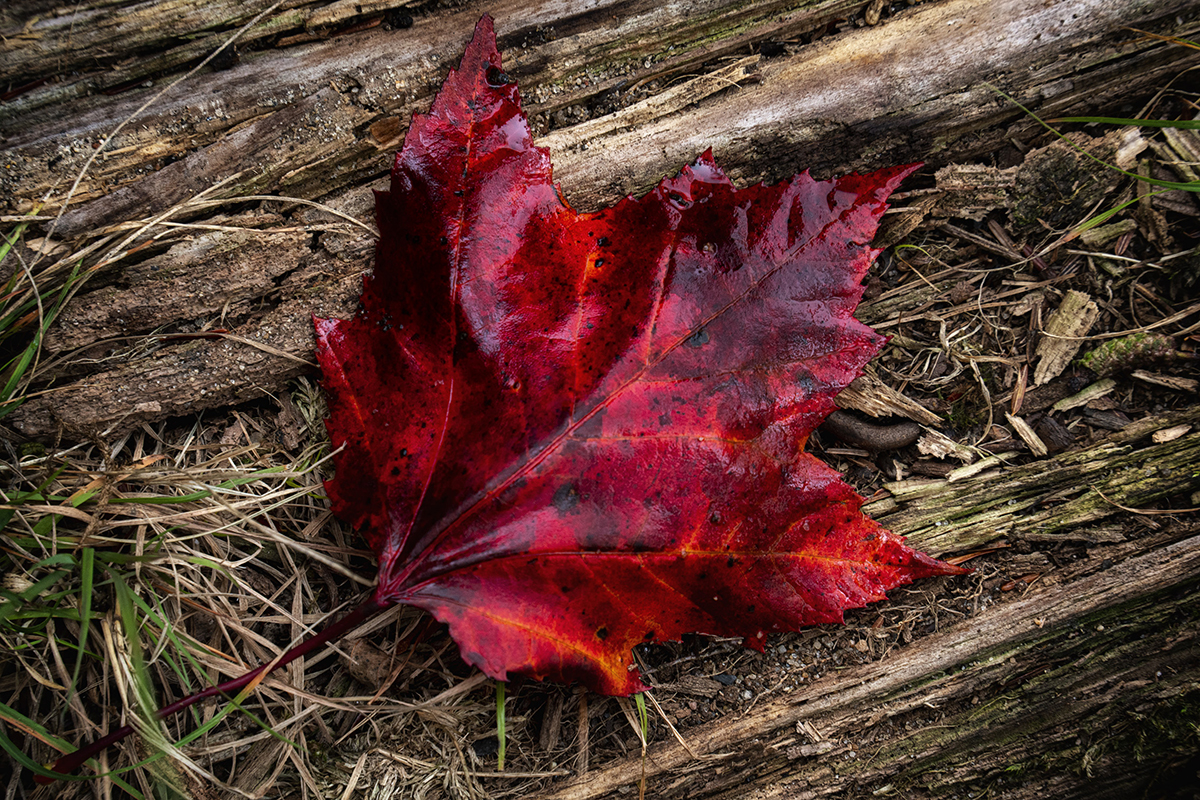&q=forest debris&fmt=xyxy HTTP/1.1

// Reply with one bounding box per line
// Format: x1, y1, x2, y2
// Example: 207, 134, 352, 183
1052, 378, 1117, 412
1035, 416, 1074, 454
1085, 409, 1131, 431
864, 0, 887, 26
1023, 525, 1126, 544
1138, 158, 1173, 248
1011, 129, 1145, 233
1005, 413, 1047, 457
1079, 218, 1138, 249
933, 164, 1016, 220
1079, 332, 1176, 377
1161, 127, 1200, 183
1131, 370, 1198, 393
538, 56, 760, 155
835, 369, 942, 425
653, 675, 724, 698
873, 194, 939, 249
883, 478, 949, 501
306, 0, 417, 31
1034, 290, 1099, 385
918, 430, 977, 463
